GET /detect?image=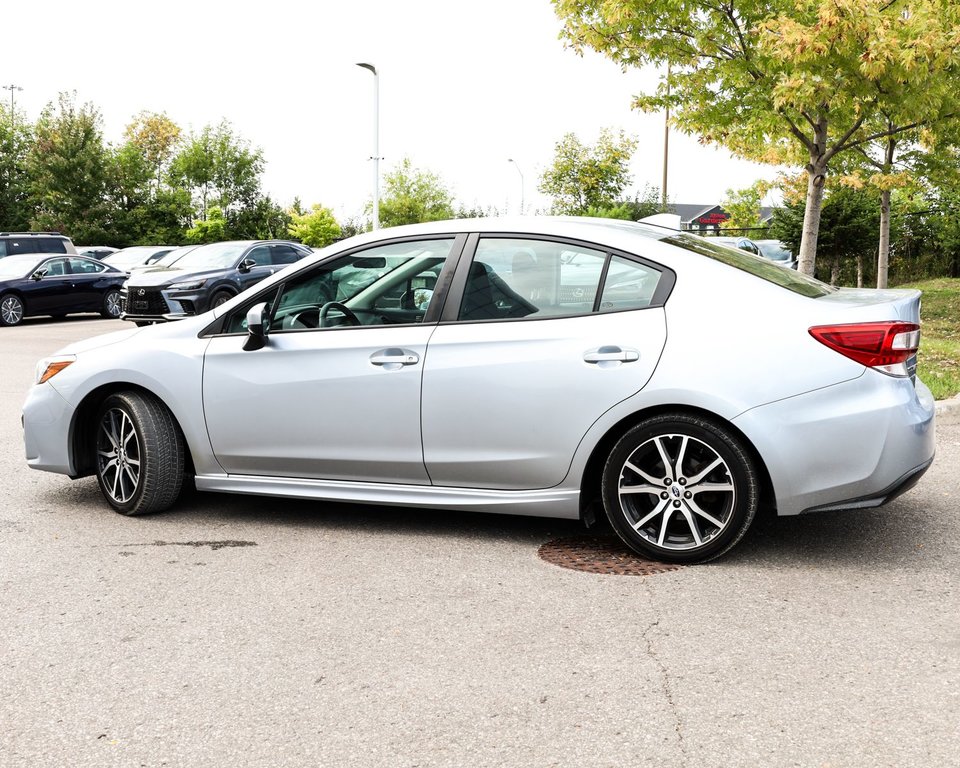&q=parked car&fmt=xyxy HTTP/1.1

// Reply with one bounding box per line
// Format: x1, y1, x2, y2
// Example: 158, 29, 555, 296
0, 254, 126, 326
22, 217, 935, 564
755, 239, 798, 269
76, 246, 118, 260
712, 235, 798, 270
0, 232, 76, 257
119, 240, 311, 324
99, 245, 176, 271
125, 245, 199, 275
